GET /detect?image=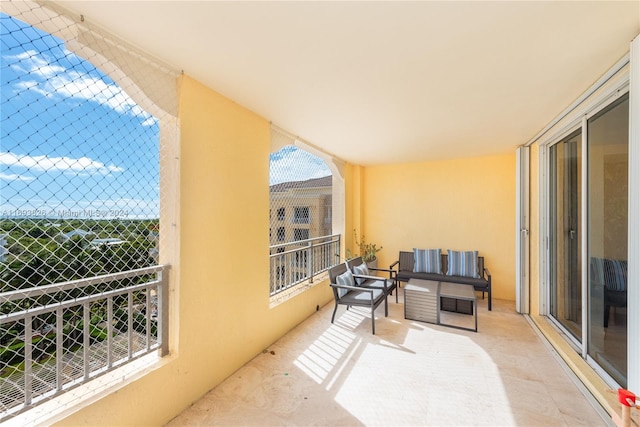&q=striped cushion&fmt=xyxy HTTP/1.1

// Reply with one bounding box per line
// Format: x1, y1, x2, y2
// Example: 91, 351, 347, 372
590, 257, 627, 291
336, 270, 355, 297
447, 250, 479, 278
590, 257, 606, 286
413, 248, 441, 273
604, 259, 627, 291
353, 263, 369, 285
